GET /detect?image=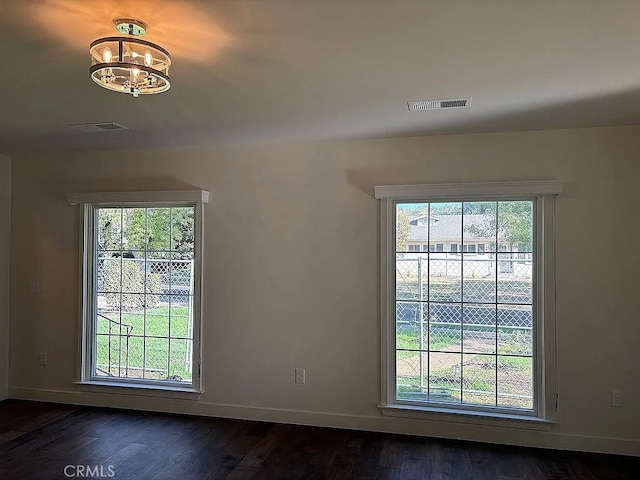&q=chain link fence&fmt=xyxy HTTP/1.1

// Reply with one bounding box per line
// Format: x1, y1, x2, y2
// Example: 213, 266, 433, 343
395, 254, 534, 409
95, 258, 194, 381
